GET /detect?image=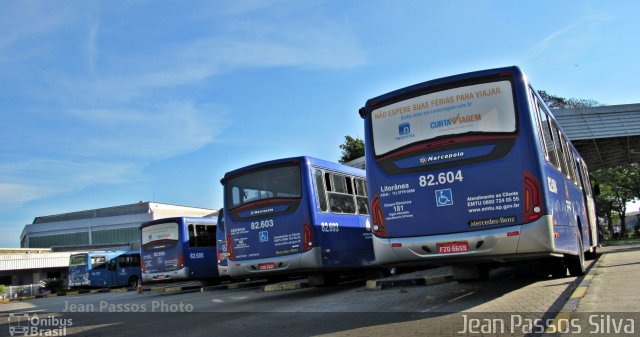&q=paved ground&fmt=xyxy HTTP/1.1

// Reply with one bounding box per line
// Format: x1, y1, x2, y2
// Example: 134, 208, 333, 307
5, 241, 637, 337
